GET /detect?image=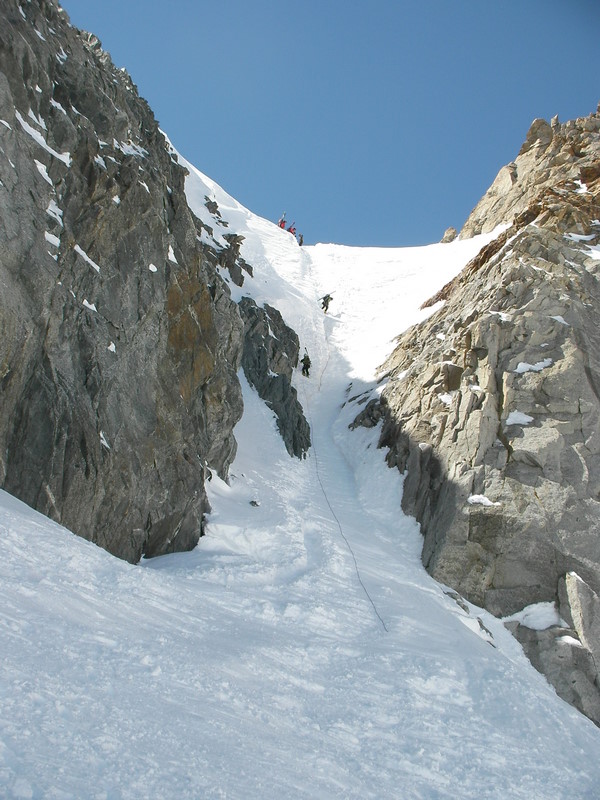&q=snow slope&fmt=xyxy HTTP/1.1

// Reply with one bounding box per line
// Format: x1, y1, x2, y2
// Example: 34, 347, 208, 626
2, 161, 600, 799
